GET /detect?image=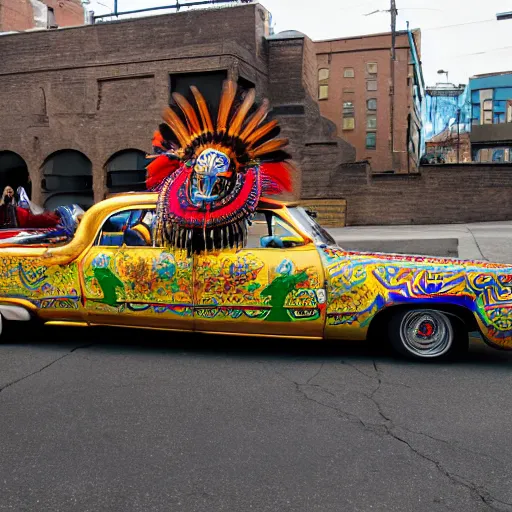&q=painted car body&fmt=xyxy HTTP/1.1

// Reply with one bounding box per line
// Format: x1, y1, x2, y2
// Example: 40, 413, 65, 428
0, 192, 511, 349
